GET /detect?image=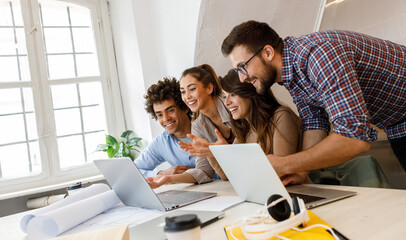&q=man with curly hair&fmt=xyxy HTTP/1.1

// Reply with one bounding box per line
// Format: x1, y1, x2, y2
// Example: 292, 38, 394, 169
134, 77, 196, 178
